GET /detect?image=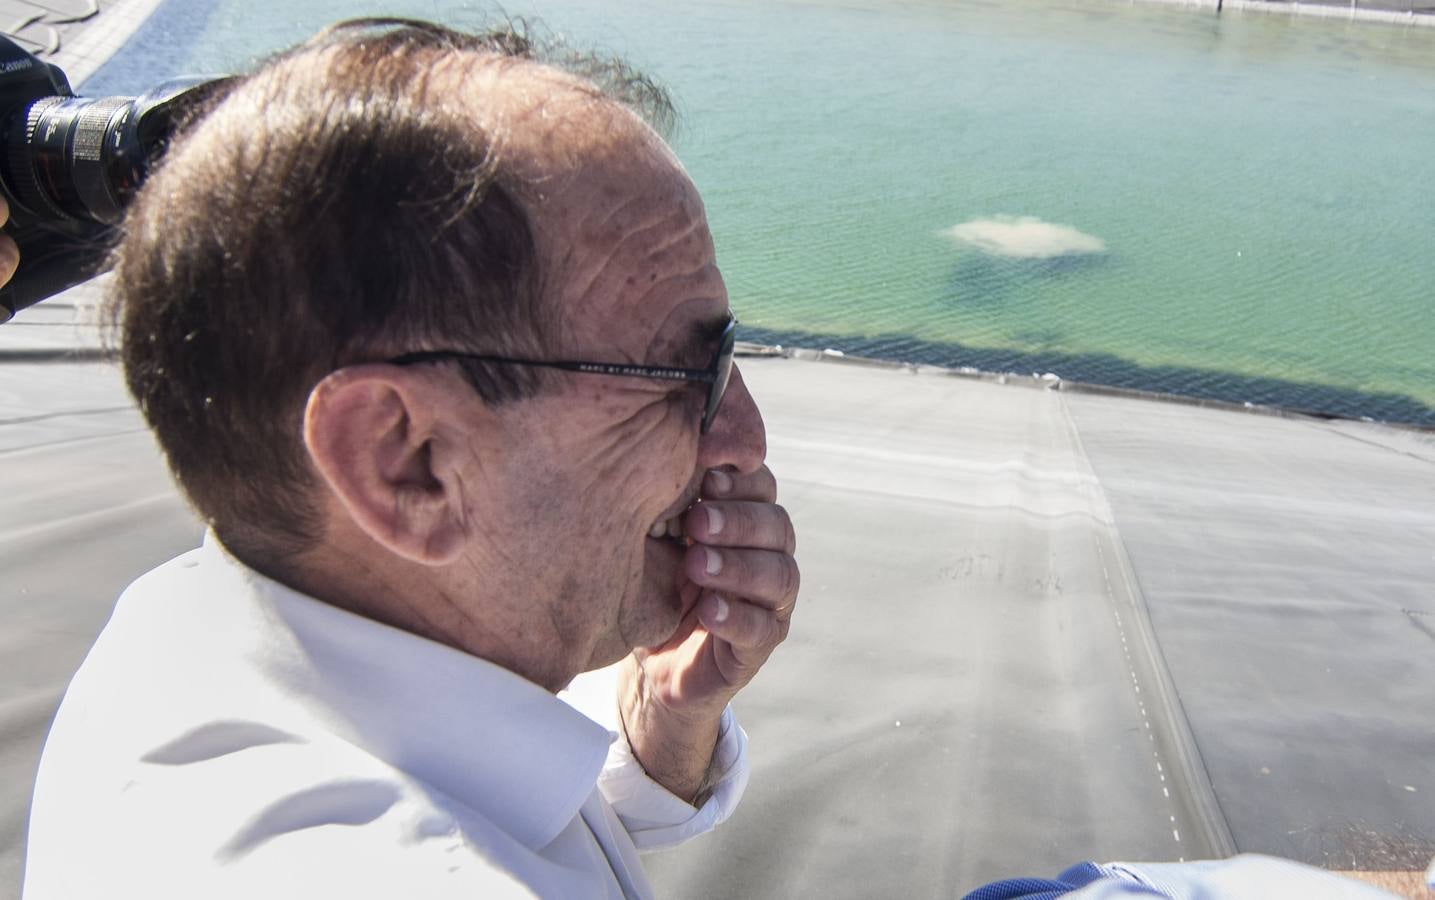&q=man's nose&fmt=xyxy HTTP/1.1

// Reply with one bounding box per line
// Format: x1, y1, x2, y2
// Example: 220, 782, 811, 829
698, 364, 766, 474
